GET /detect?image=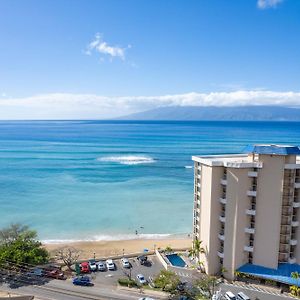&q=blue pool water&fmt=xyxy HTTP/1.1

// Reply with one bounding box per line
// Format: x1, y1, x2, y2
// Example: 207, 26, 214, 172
0, 120, 300, 241
166, 254, 186, 267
